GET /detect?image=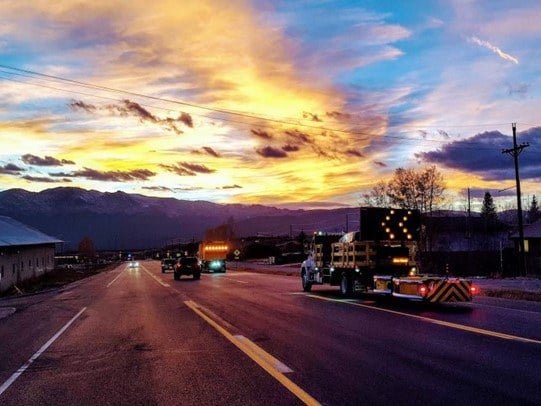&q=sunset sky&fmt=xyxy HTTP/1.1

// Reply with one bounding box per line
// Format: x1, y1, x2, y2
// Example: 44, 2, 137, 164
0, 0, 540, 210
